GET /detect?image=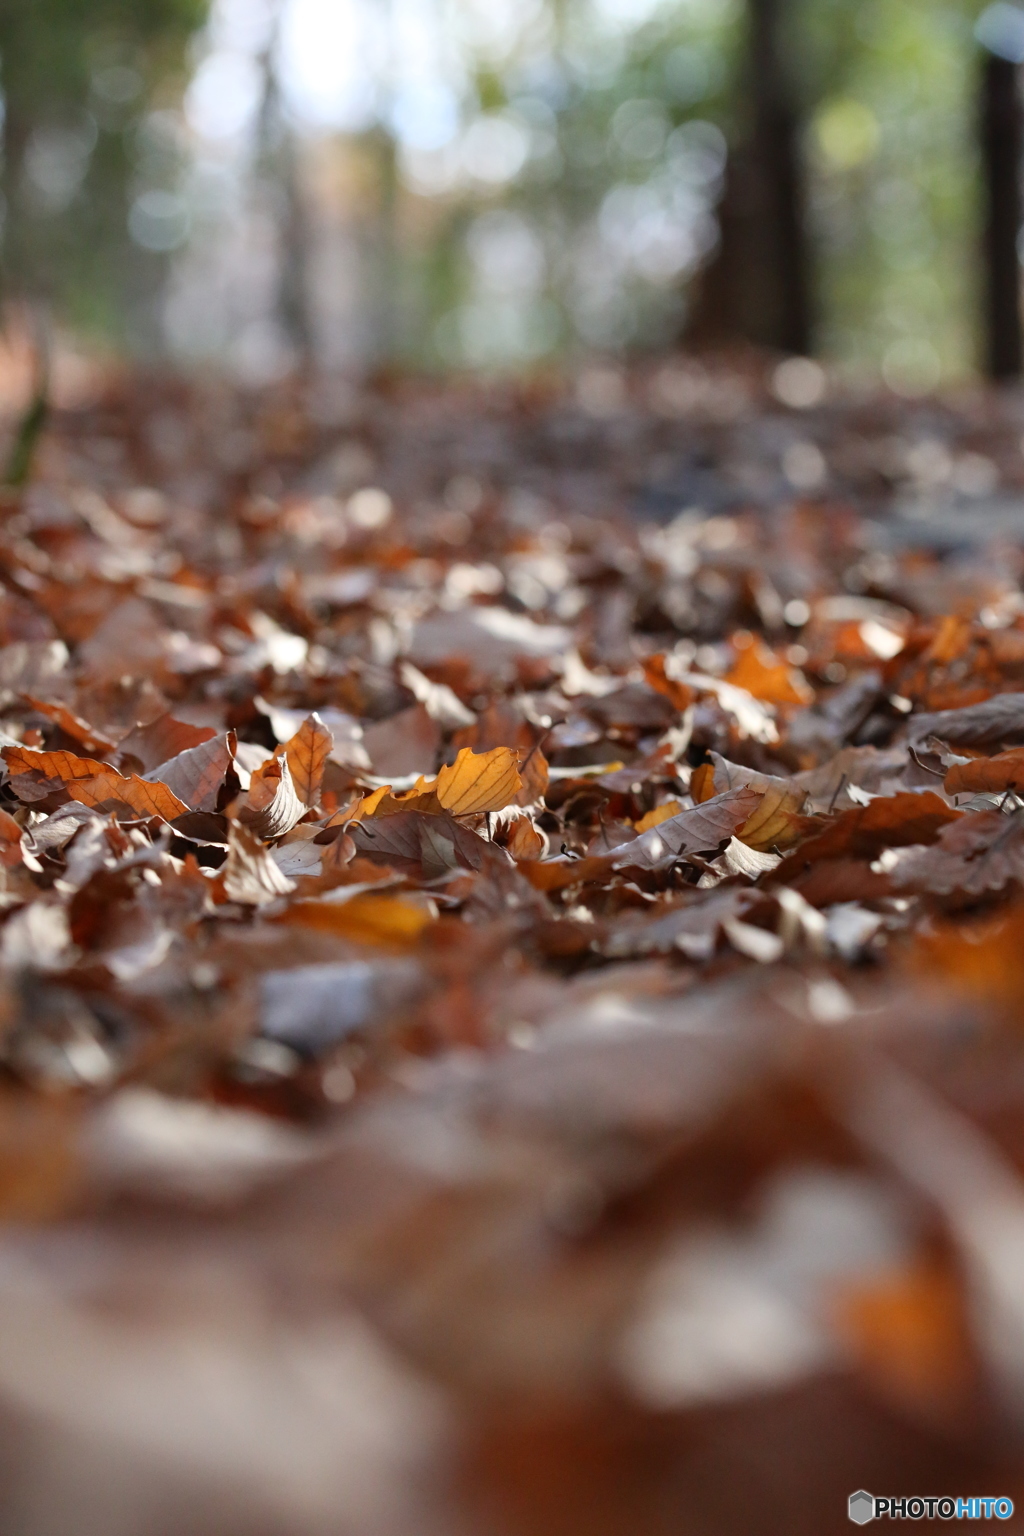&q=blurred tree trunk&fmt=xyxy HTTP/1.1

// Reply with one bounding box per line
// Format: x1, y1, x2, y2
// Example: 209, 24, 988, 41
687, 0, 812, 355
257, 21, 314, 369
981, 52, 1023, 380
